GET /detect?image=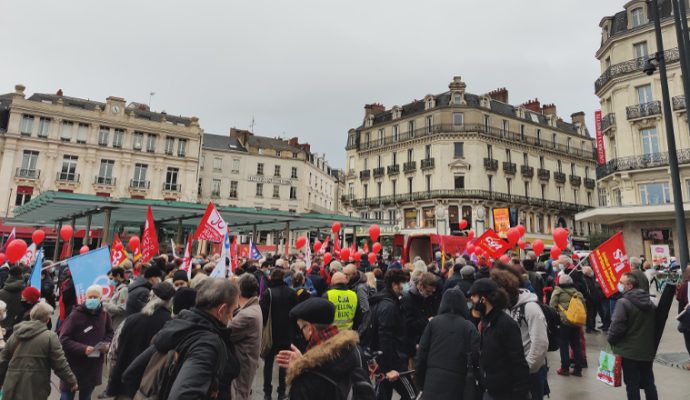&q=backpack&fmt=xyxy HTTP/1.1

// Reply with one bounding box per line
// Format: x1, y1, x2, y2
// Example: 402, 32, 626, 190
560, 296, 587, 327
134, 349, 182, 400
305, 347, 375, 400
519, 302, 561, 352
360, 299, 385, 350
